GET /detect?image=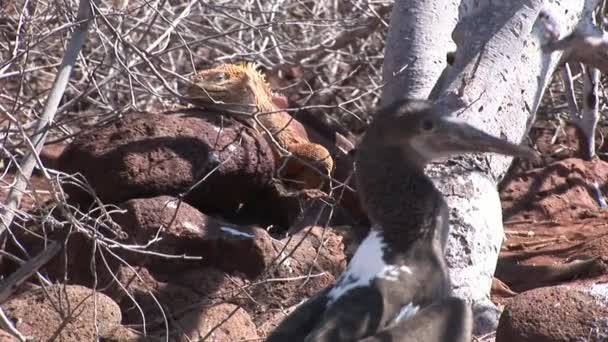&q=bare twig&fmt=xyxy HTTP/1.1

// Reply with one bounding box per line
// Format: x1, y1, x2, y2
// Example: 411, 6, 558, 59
0, 241, 60, 303
0, 0, 99, 245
